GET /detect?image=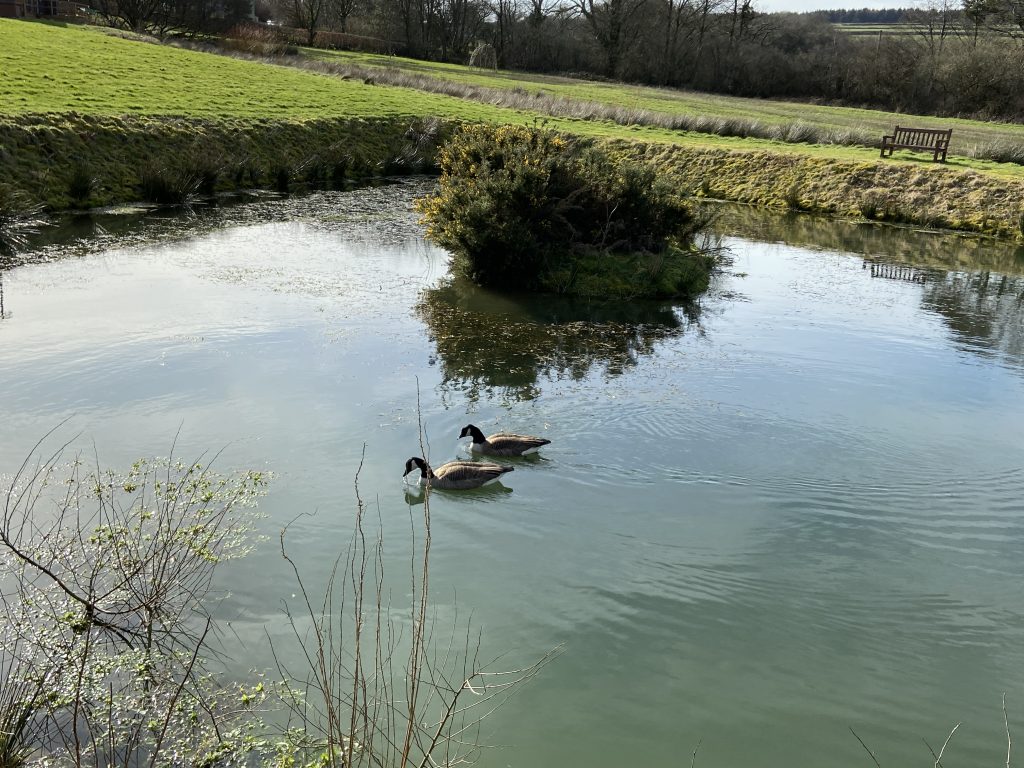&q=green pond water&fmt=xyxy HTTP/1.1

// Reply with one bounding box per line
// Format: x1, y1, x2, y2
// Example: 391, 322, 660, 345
2, 179, 1024, 767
